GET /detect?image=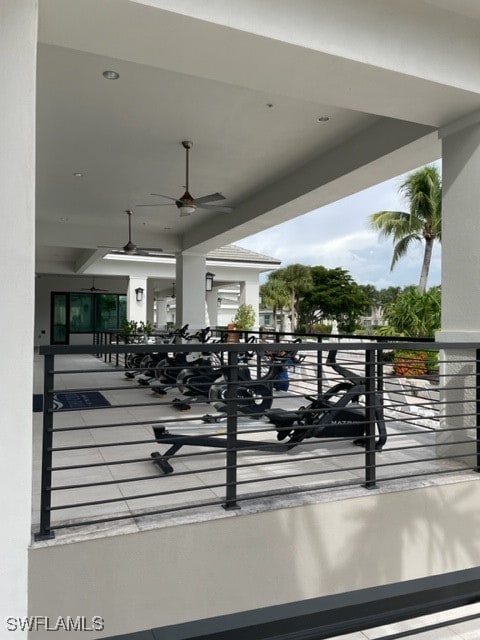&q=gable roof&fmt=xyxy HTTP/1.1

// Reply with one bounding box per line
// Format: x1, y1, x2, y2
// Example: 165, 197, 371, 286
207, 244, 280, 265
